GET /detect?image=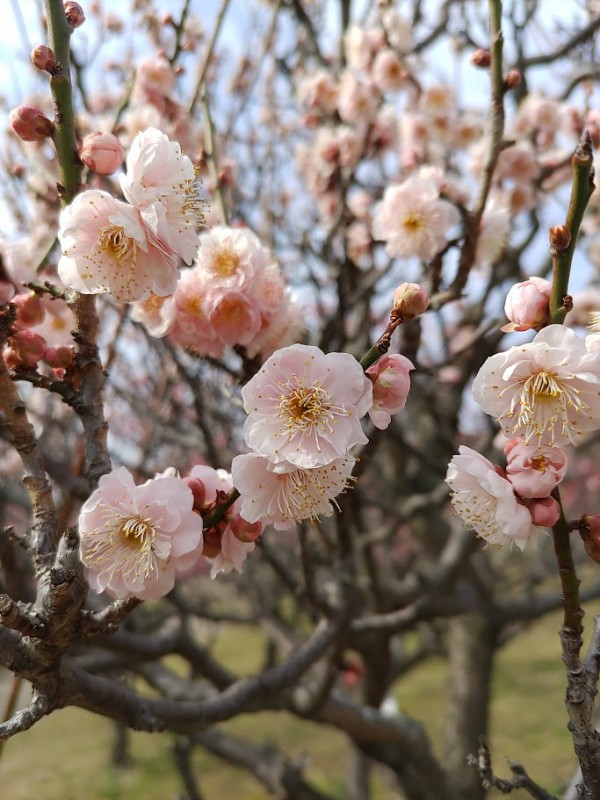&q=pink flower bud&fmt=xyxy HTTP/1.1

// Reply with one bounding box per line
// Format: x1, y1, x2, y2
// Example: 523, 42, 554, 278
9, 105, 55, 142
229, 514, 263, 543
392, 283, 430, 319
64, 1, 85, 27
502, 277, 551, 332
43, 345, 73, 369
79, 131, 124, 175
581, 515, 600, 565
202, 527, 222, 559
11, 292, 46, 329
366, 352, 414, 430
505, 440, 567, 499
183, 476, 207, 510
9, 330, 46, 366
525, 496, 560, 527
31, 45, 56, 73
